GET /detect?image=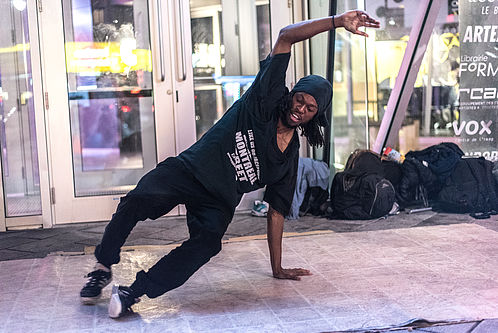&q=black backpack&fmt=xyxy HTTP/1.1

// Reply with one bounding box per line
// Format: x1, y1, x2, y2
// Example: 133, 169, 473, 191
437, 157, 498, 214
299, 186, 330, 216
331, 150, 396, 220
